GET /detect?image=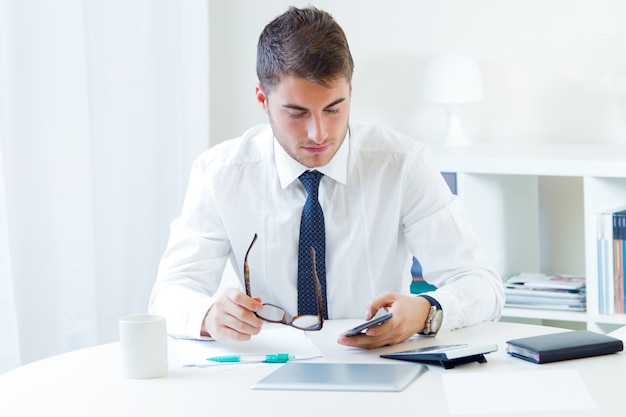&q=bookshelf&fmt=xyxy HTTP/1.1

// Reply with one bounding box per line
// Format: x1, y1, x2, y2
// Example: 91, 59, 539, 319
430, 143, 626, 333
